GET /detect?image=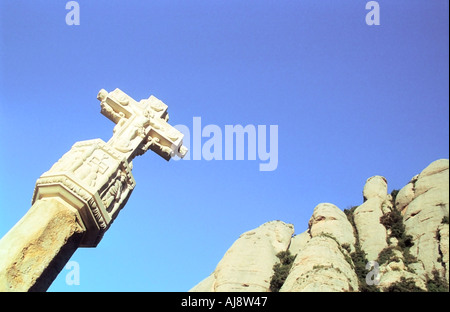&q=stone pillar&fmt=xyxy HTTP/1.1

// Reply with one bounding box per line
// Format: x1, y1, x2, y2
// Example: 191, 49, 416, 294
0, 198, 85, 291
